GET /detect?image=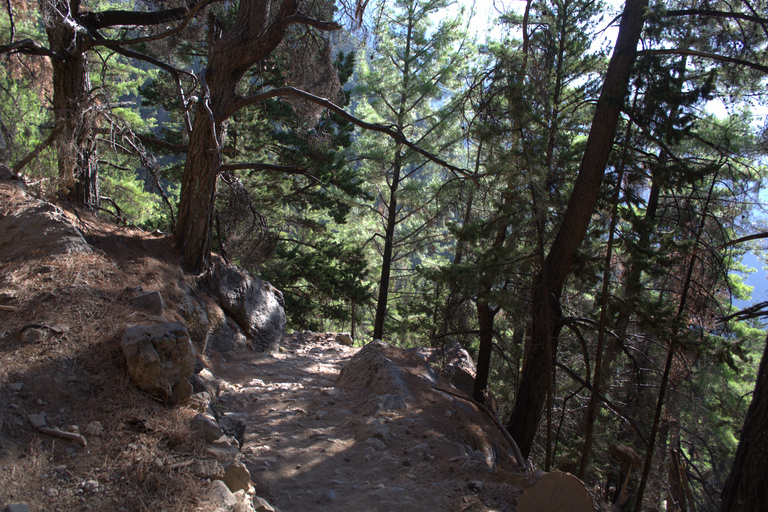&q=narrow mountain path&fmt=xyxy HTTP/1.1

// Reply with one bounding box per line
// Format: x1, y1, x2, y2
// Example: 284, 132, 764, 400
209, 332, 523, 512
